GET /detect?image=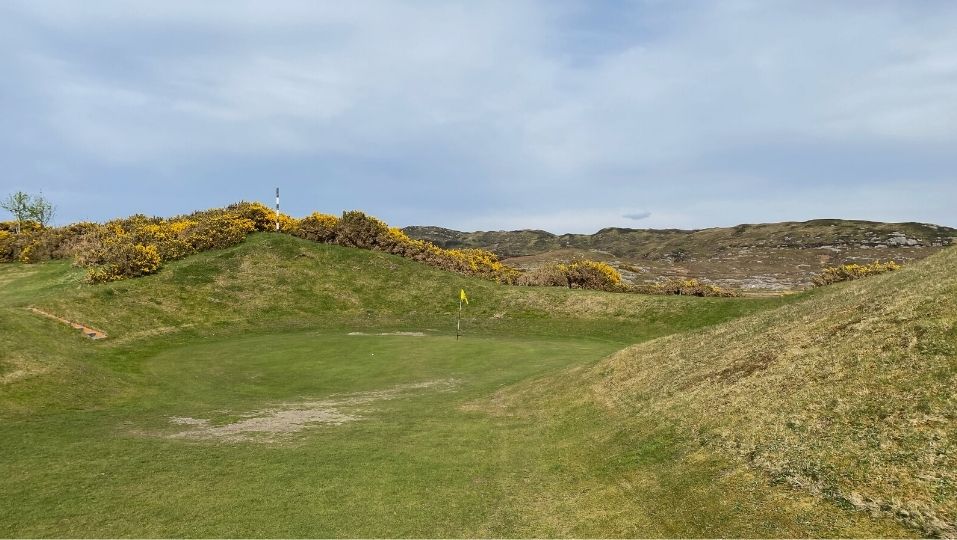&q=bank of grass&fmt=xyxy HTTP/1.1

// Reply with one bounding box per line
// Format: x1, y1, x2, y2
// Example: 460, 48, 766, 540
579, 246, 957, 536
0, 234, 792, 417
0, 233, 918, 536
4, 233, 792, 346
